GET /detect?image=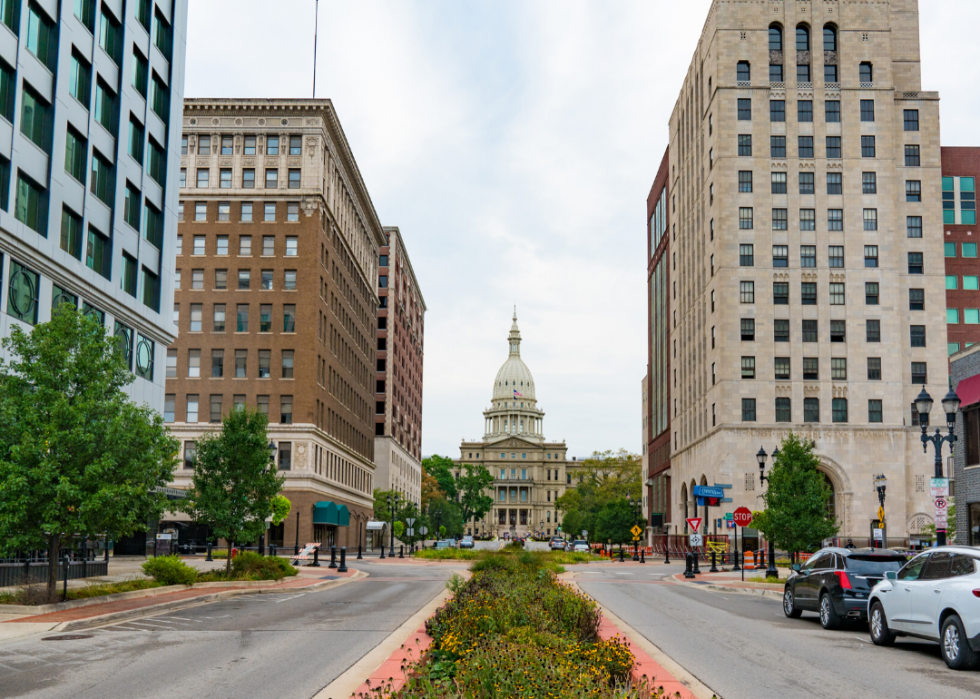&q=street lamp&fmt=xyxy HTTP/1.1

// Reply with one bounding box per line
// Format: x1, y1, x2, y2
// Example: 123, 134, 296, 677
874, 474, 888, 549
386, 492, 400, 557
267, 439, 278, 463
916, 387, 960, 547
757, 446, 779, 580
